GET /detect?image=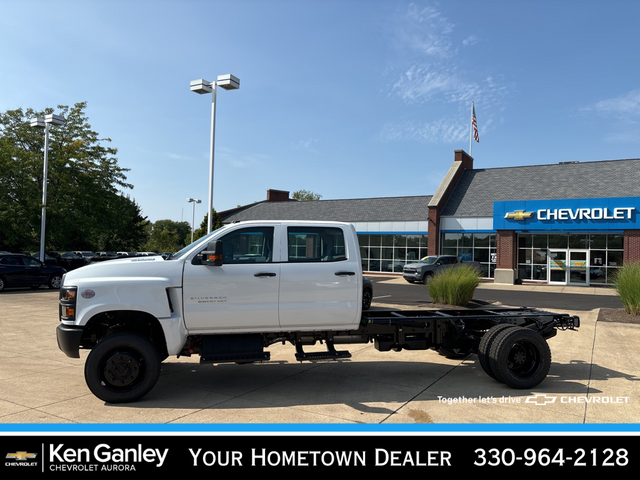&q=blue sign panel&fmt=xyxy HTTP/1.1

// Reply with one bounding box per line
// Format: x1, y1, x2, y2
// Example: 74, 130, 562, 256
493, 197, 640, 231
